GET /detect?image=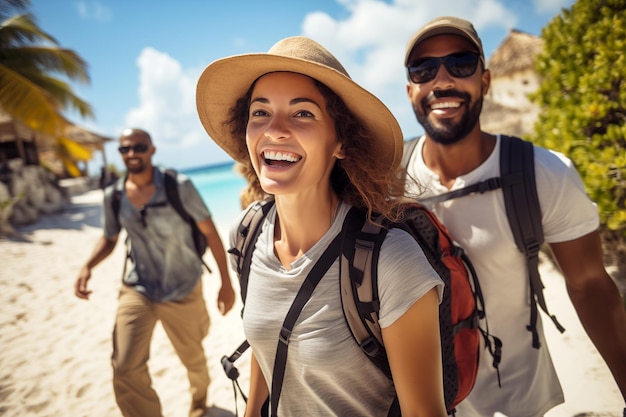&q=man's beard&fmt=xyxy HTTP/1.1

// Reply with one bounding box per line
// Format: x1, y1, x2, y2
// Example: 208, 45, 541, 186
414, 89, 483, 145
125, 161, 147, 174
